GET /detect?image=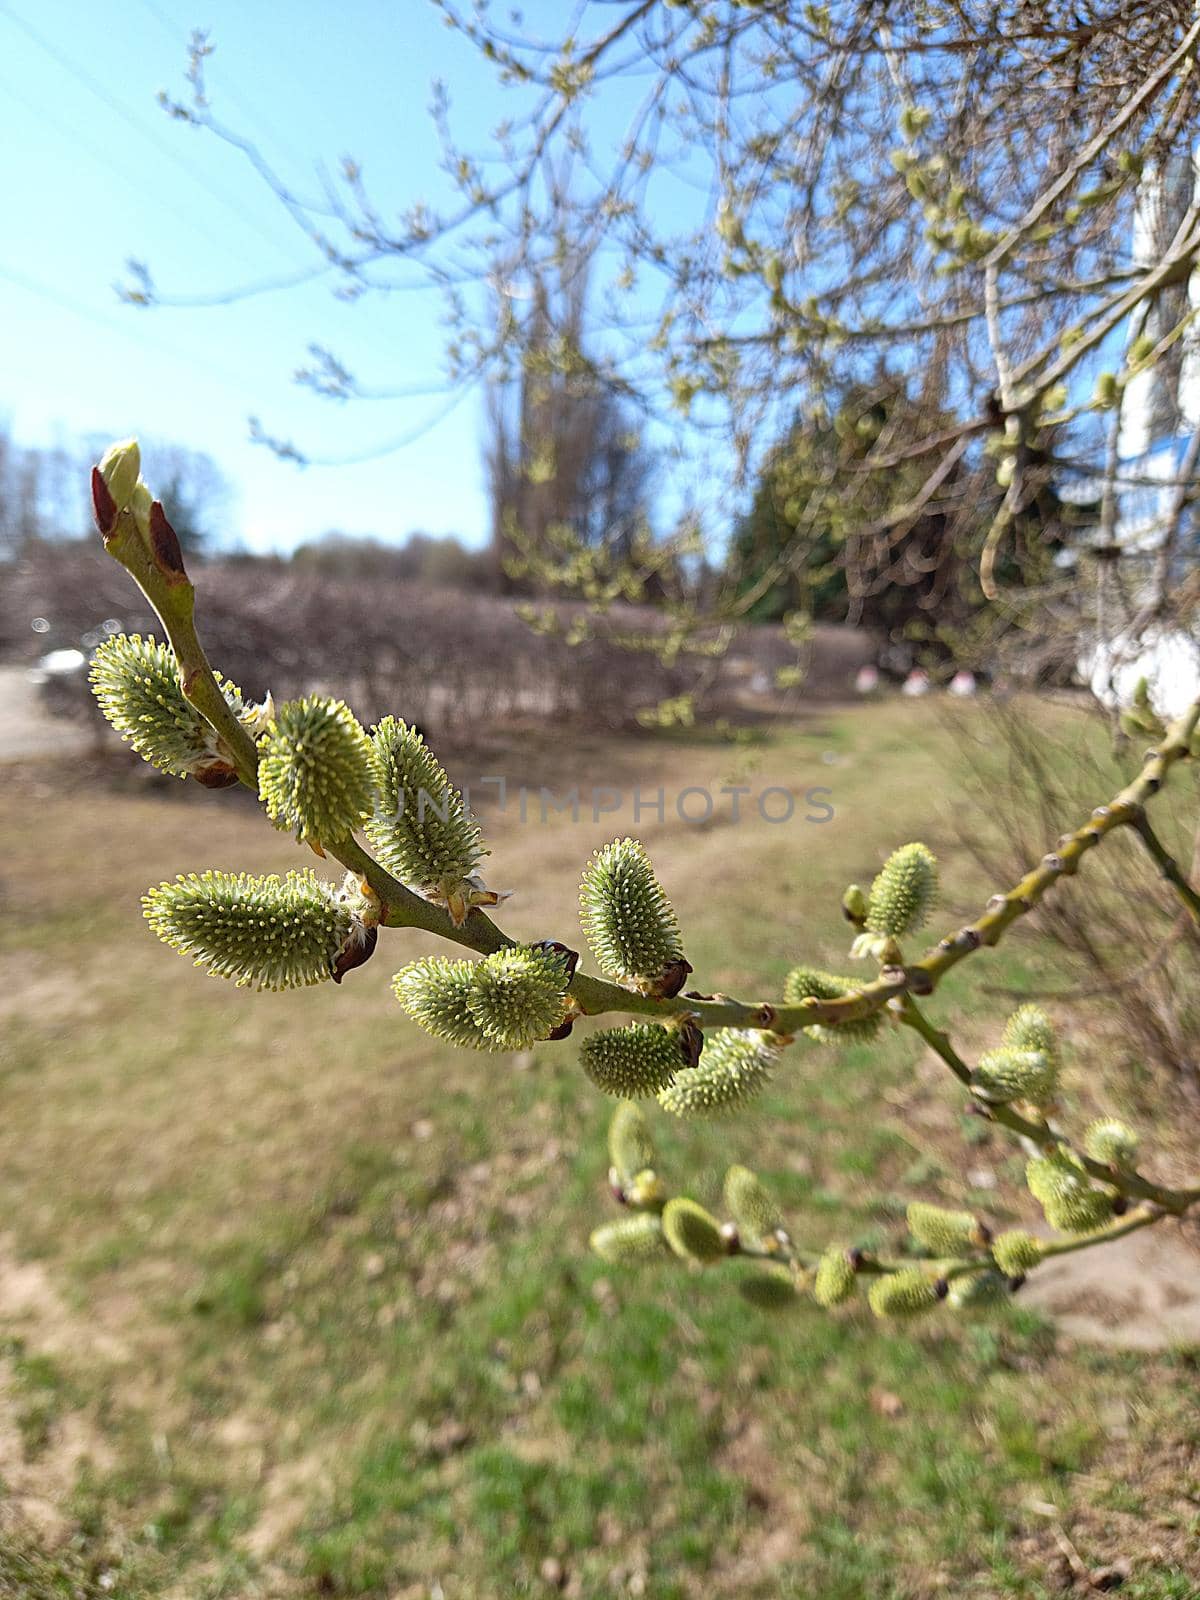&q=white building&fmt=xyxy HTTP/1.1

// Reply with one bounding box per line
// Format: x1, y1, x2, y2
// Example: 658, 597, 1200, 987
1076, 151, 1200, 716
